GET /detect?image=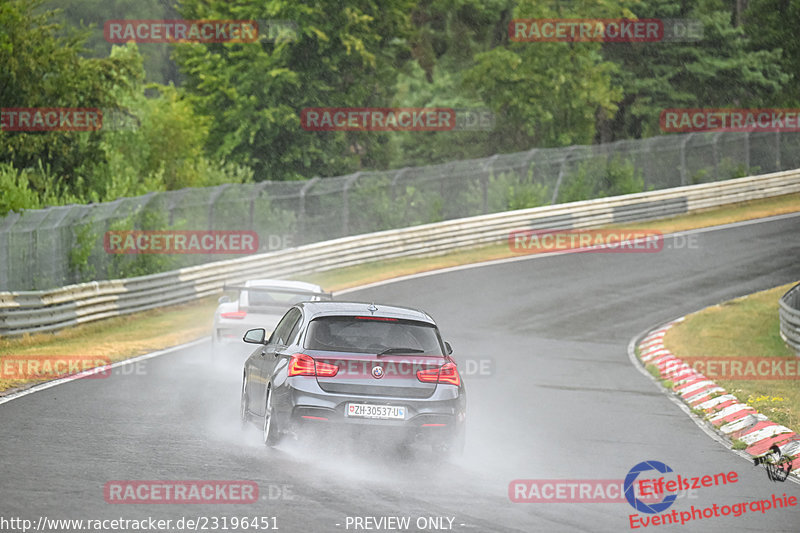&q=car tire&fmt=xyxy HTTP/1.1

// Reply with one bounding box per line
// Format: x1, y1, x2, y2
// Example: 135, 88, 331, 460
262, 386, 280, 447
